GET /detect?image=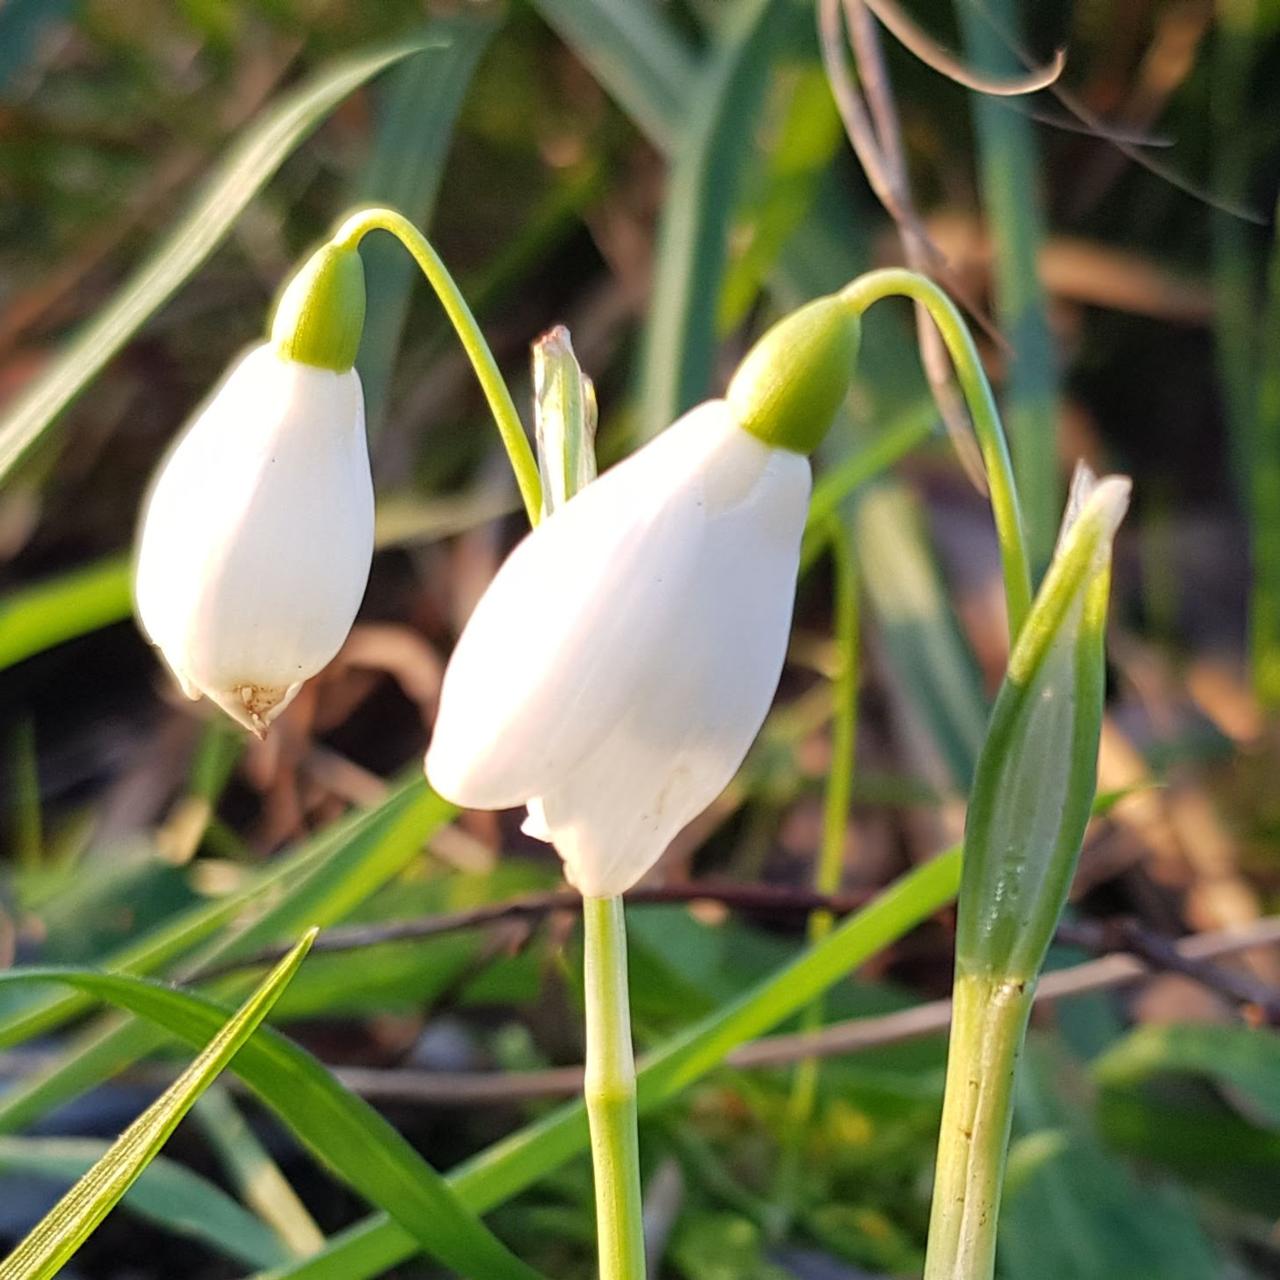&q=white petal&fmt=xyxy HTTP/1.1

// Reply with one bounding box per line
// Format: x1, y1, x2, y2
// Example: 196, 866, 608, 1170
426, 399, 810, 895
134, 345, 373, 721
